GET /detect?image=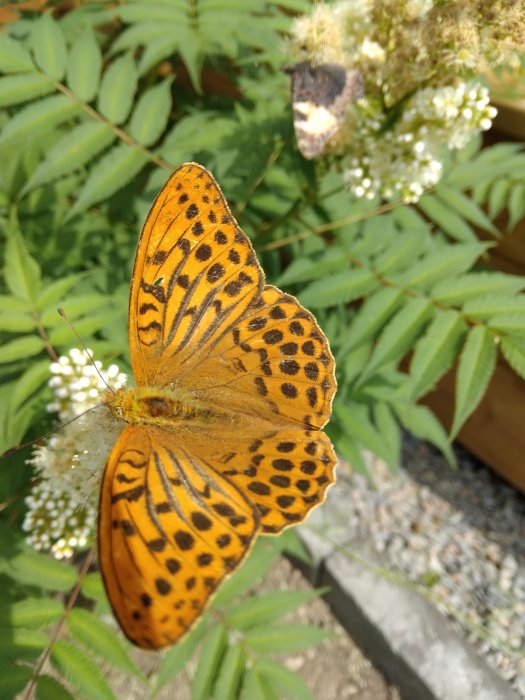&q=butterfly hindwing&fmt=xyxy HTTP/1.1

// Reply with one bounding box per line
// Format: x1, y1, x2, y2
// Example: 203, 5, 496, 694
183, 285, 336, 431
99, 425, 259, 649
188, 427, 337, 535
